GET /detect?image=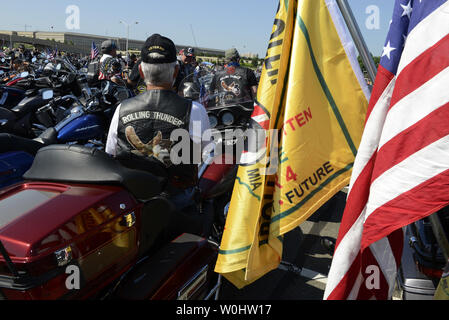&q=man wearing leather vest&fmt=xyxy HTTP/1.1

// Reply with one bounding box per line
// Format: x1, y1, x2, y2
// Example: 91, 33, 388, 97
105, 34, 211, 210
209, 48, 258, 107
98, 40, 118, 82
